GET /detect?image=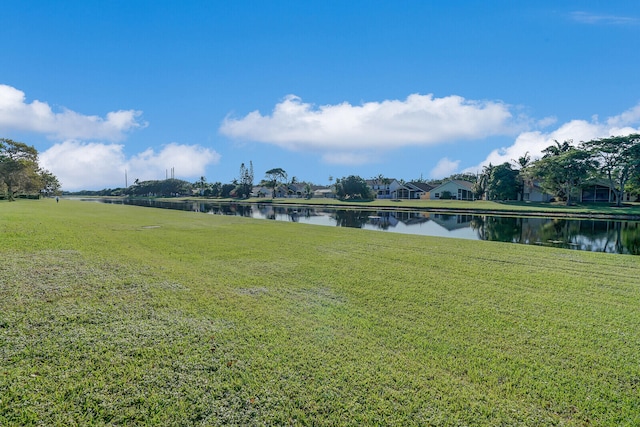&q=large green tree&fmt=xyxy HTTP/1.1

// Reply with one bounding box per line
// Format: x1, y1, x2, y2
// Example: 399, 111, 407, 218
128, 178, 192, 197
0, 138, 57, 201
235, 161, 254, 198
486, 162, 519, 201
335, 175, 373, 200
529, 142, 595, 205
583, 134, 640, 206
627, 172, 640, 201
39, 169, 62, 197
263, 168, 287, 198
